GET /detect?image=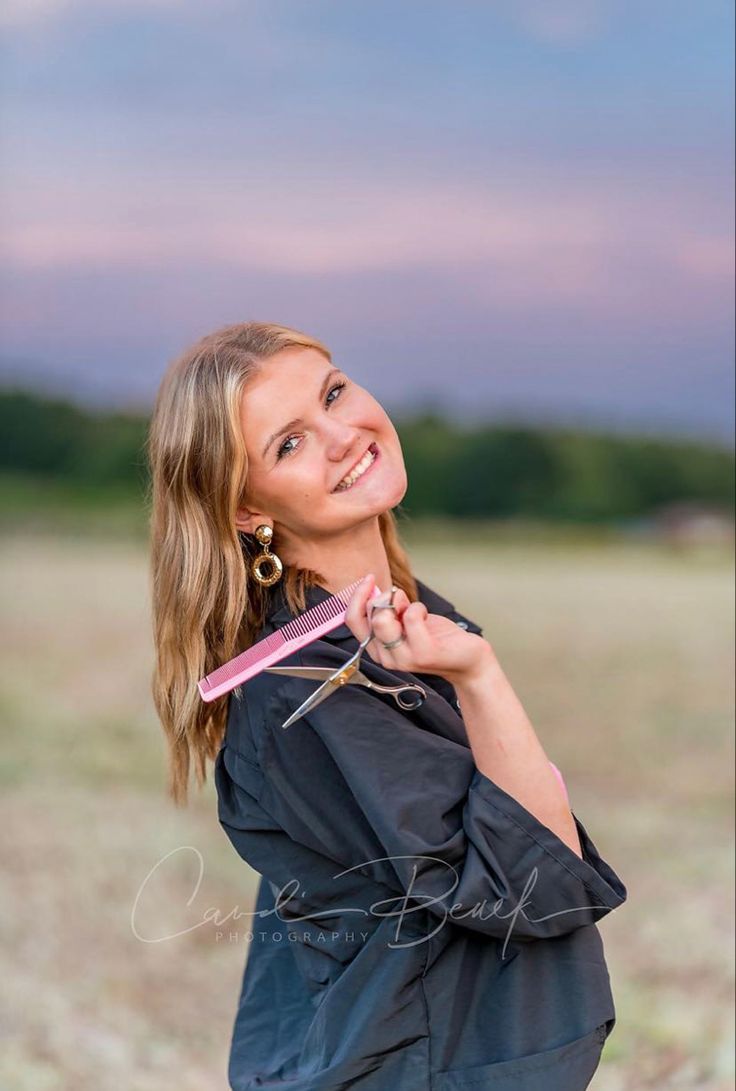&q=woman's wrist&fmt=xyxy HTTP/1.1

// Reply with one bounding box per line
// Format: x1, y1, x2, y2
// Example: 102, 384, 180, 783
445, 645, 500, 693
